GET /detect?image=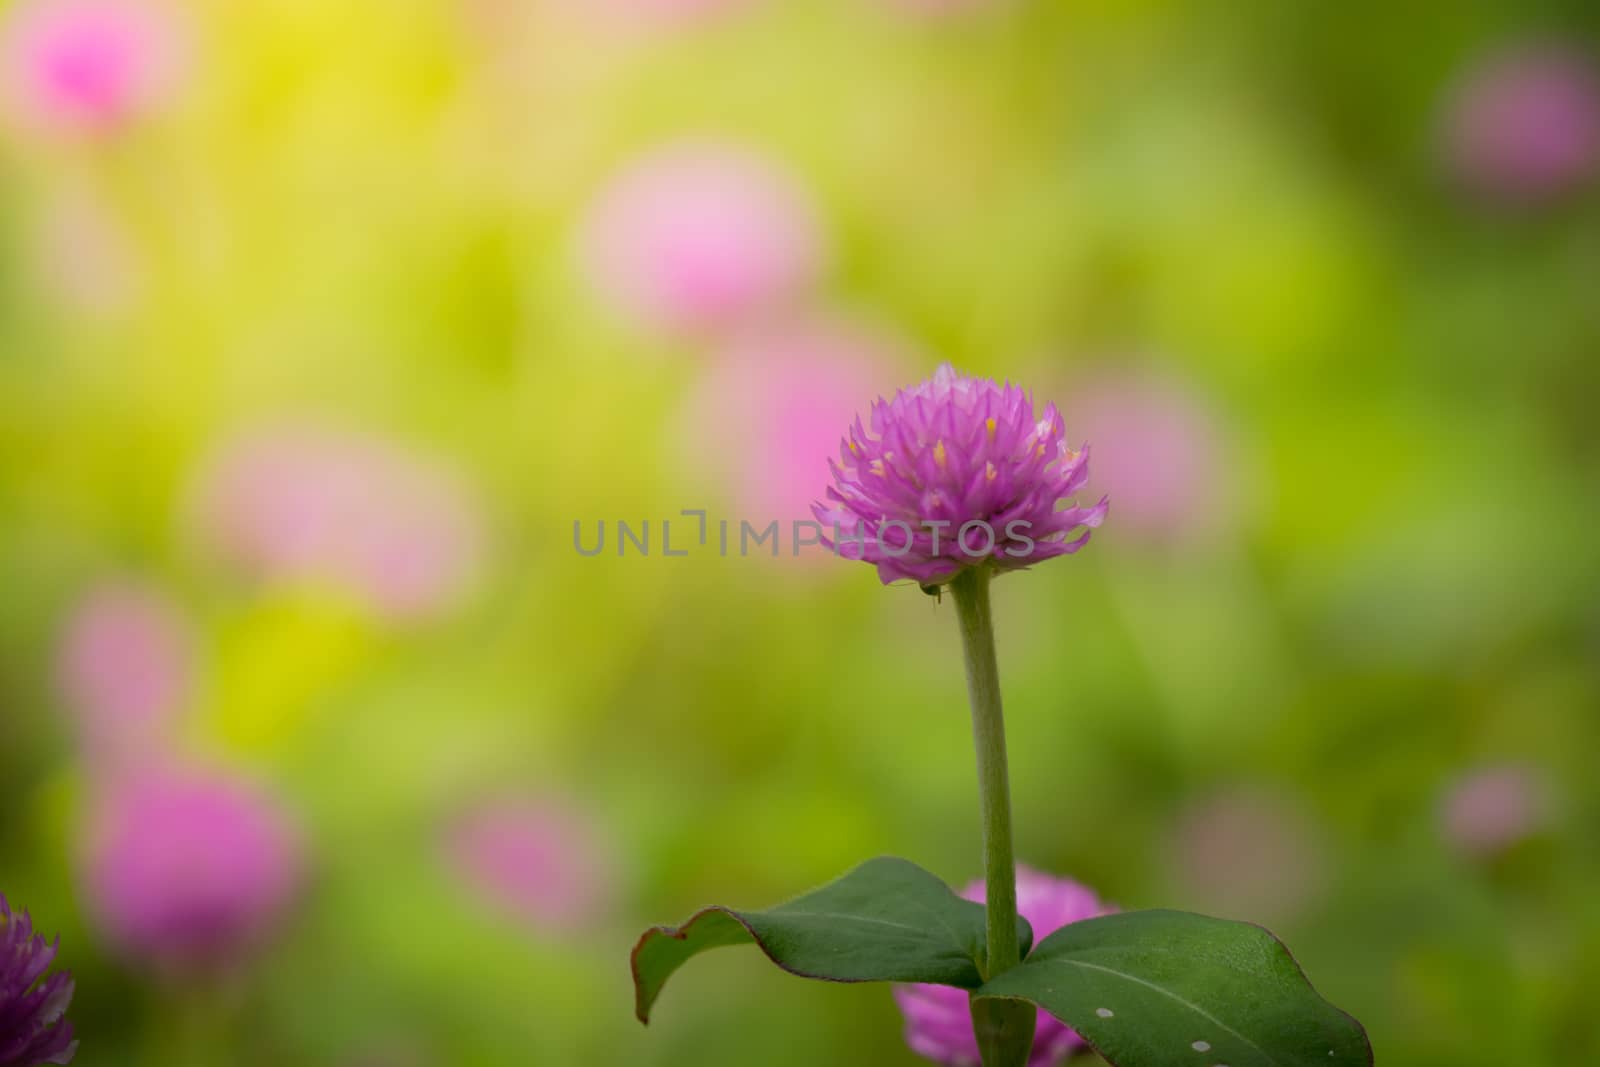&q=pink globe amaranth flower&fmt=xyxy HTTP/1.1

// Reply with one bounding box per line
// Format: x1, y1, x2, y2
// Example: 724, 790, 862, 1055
1445, 43, 1600, 203
0, 894, 77, 1066
1065, 372, 1224, 547
1440, 765, 1549, 857
0, 0, 184, 136
1166, 787, 1326, 926
579, 143, 824, 337
192, 426, 483, 622
679, 317, 907, 554
814, 363, 1108, 587
56, 580, 190, 764
444, 796, 614, 933
894, 868, 1109, 1067
82, 767, 303, 969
